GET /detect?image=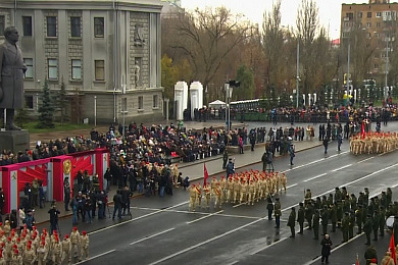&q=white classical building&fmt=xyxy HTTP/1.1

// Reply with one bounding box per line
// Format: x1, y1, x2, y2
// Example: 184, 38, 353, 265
0, 0, 163, 124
